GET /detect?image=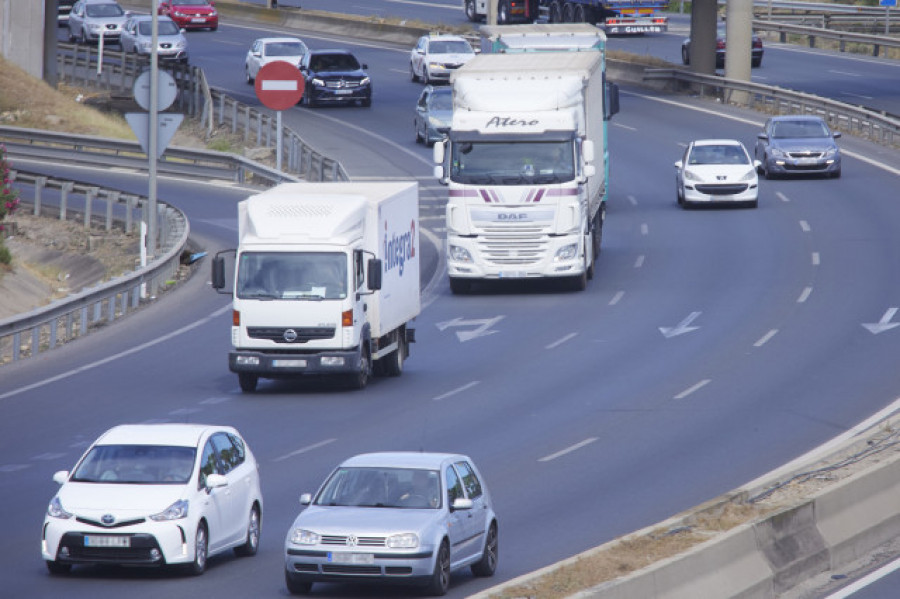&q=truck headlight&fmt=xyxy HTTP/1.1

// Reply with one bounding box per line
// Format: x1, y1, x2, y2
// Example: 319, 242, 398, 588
449, 245, 473, 263
554, 244, 578, 262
